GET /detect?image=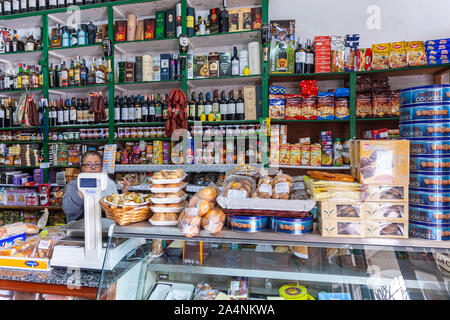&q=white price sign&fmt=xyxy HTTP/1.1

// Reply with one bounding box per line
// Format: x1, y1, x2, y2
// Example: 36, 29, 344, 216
102, 144, 117, 174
